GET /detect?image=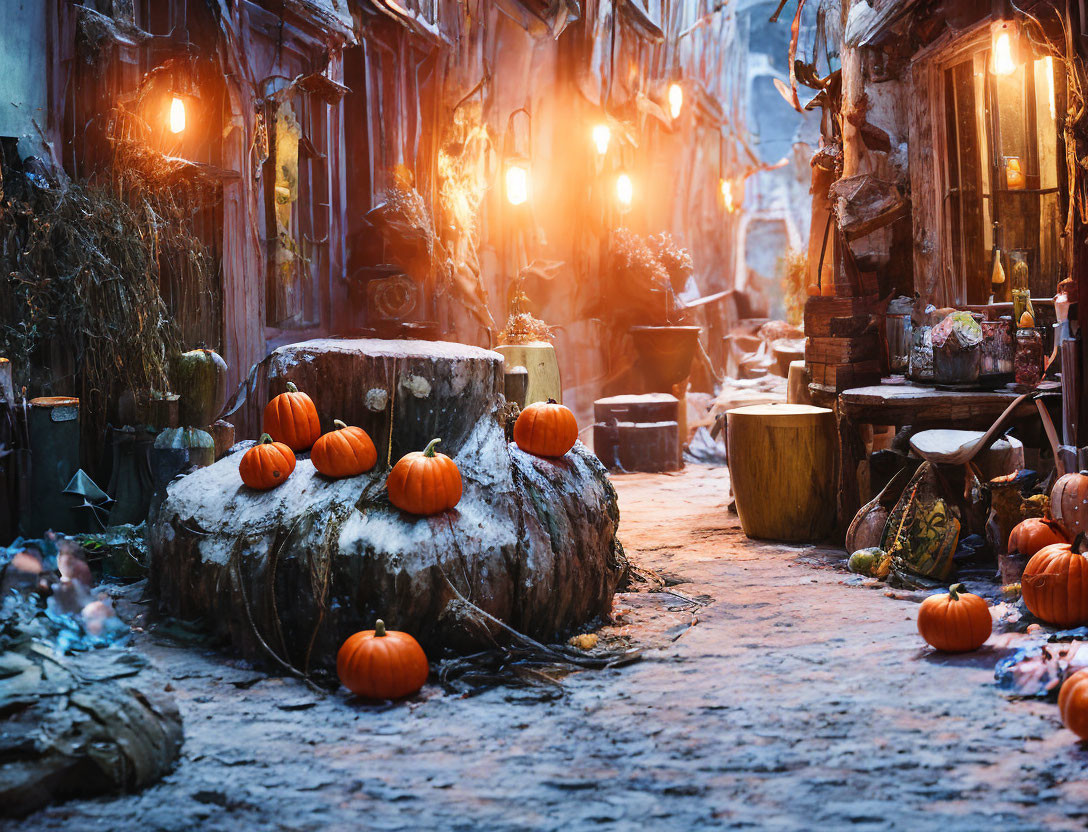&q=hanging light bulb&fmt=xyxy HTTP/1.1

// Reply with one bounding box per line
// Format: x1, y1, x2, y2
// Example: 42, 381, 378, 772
505, 163, 529, 206
592, 123, 611, 156
616, 172, 633, 209
992, 22, 1018, 75
668, 83, 683, 120
169, 96, 186, 134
